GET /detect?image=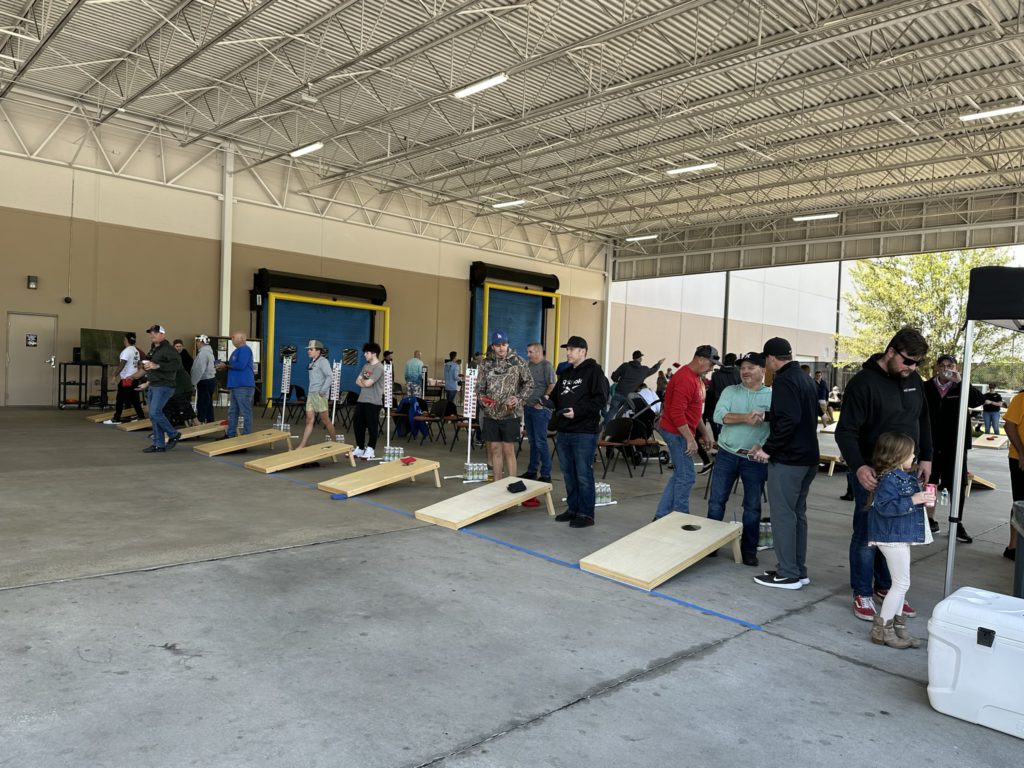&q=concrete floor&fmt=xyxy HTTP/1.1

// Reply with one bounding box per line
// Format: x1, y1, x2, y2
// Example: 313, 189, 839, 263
1, 407, 1020, 767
